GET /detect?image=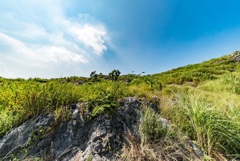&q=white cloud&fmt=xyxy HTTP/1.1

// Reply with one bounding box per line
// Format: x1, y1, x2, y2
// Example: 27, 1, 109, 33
0, 0, 109, 78
38, 46, 88, 63
70, 24, 107, 55
0, 32, 88, 66
0, 62, 14, 78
